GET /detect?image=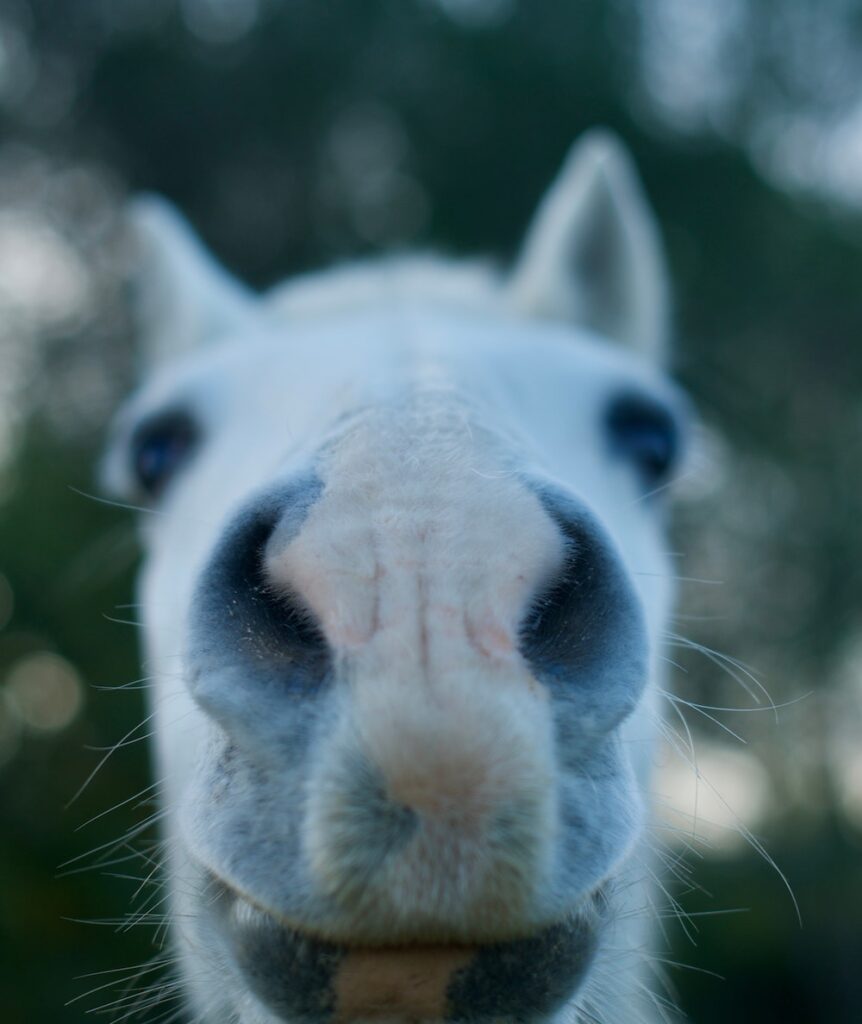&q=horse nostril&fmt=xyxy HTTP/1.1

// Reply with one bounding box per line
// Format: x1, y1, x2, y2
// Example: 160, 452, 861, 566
519, 483, 649, 735
189, 475, 332, 719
